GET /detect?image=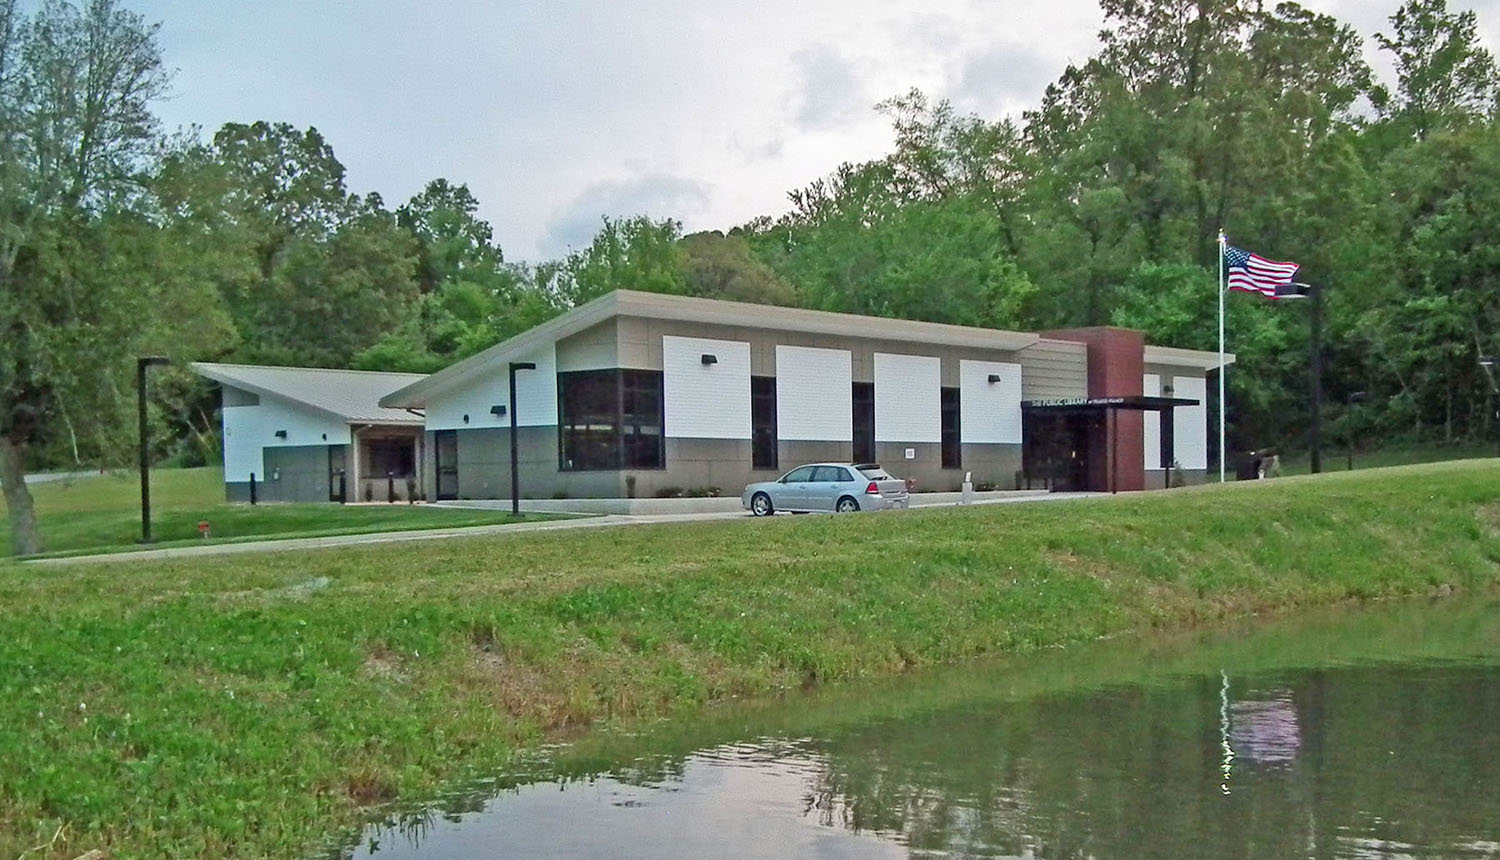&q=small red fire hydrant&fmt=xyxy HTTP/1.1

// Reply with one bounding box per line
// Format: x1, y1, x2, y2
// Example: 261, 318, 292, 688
197, 521, 211, 539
